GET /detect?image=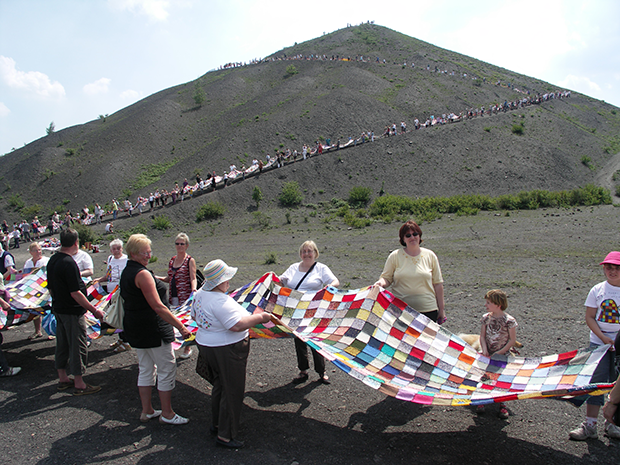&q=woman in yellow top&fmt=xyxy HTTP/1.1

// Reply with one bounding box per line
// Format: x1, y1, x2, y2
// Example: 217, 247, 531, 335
374, 220, 446, 323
